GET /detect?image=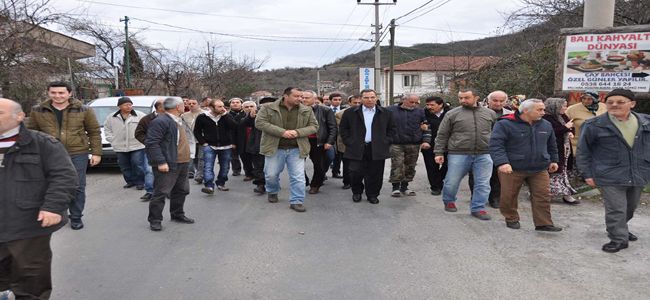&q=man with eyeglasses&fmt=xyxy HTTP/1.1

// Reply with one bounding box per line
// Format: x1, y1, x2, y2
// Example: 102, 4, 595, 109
577, 89, 650, 253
